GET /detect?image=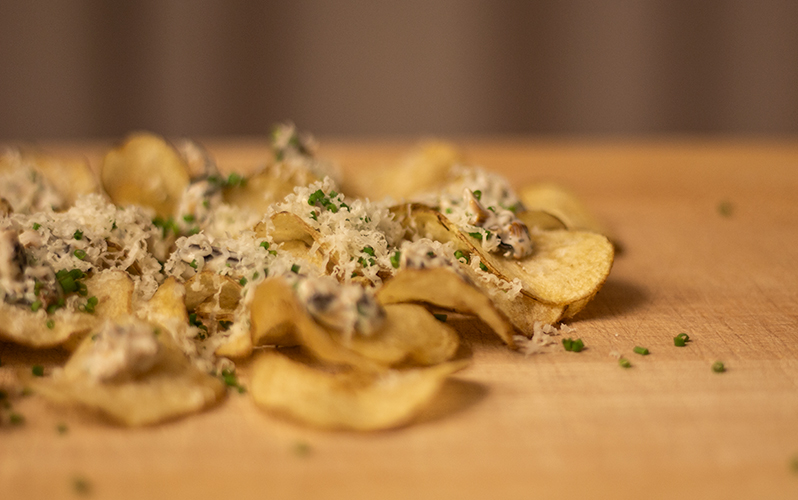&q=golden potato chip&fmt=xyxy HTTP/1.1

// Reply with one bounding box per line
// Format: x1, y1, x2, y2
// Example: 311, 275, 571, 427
31, 318, 225, 426
223, 163, 320, 215
0, 303, 97, 348
334, 303, 460, 366
15, 149, 99, 207
184, 271, 241, 312
250, 278, 382, 371
376, 268, 516, 347
250, 350, 468, 430
479, 229, 614, 306
83, 270, 134, 320
343, 141, 463, 200
101, 132, 190, 218
516, 209, 567, 231
519, 183, 611, 236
